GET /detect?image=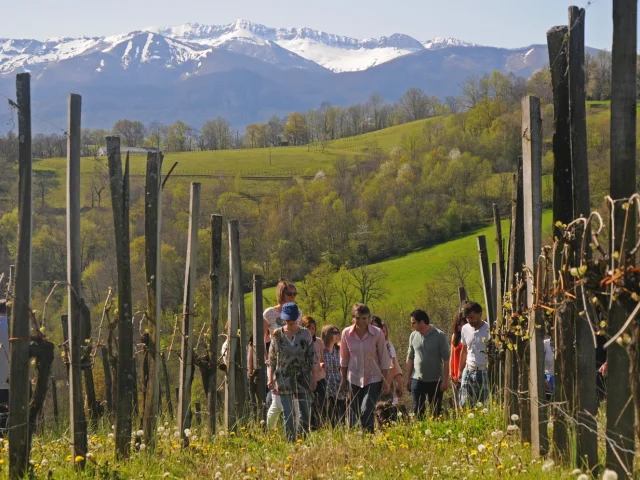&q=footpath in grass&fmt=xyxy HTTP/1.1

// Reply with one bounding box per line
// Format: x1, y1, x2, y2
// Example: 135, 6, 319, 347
7, 405, 579, 479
